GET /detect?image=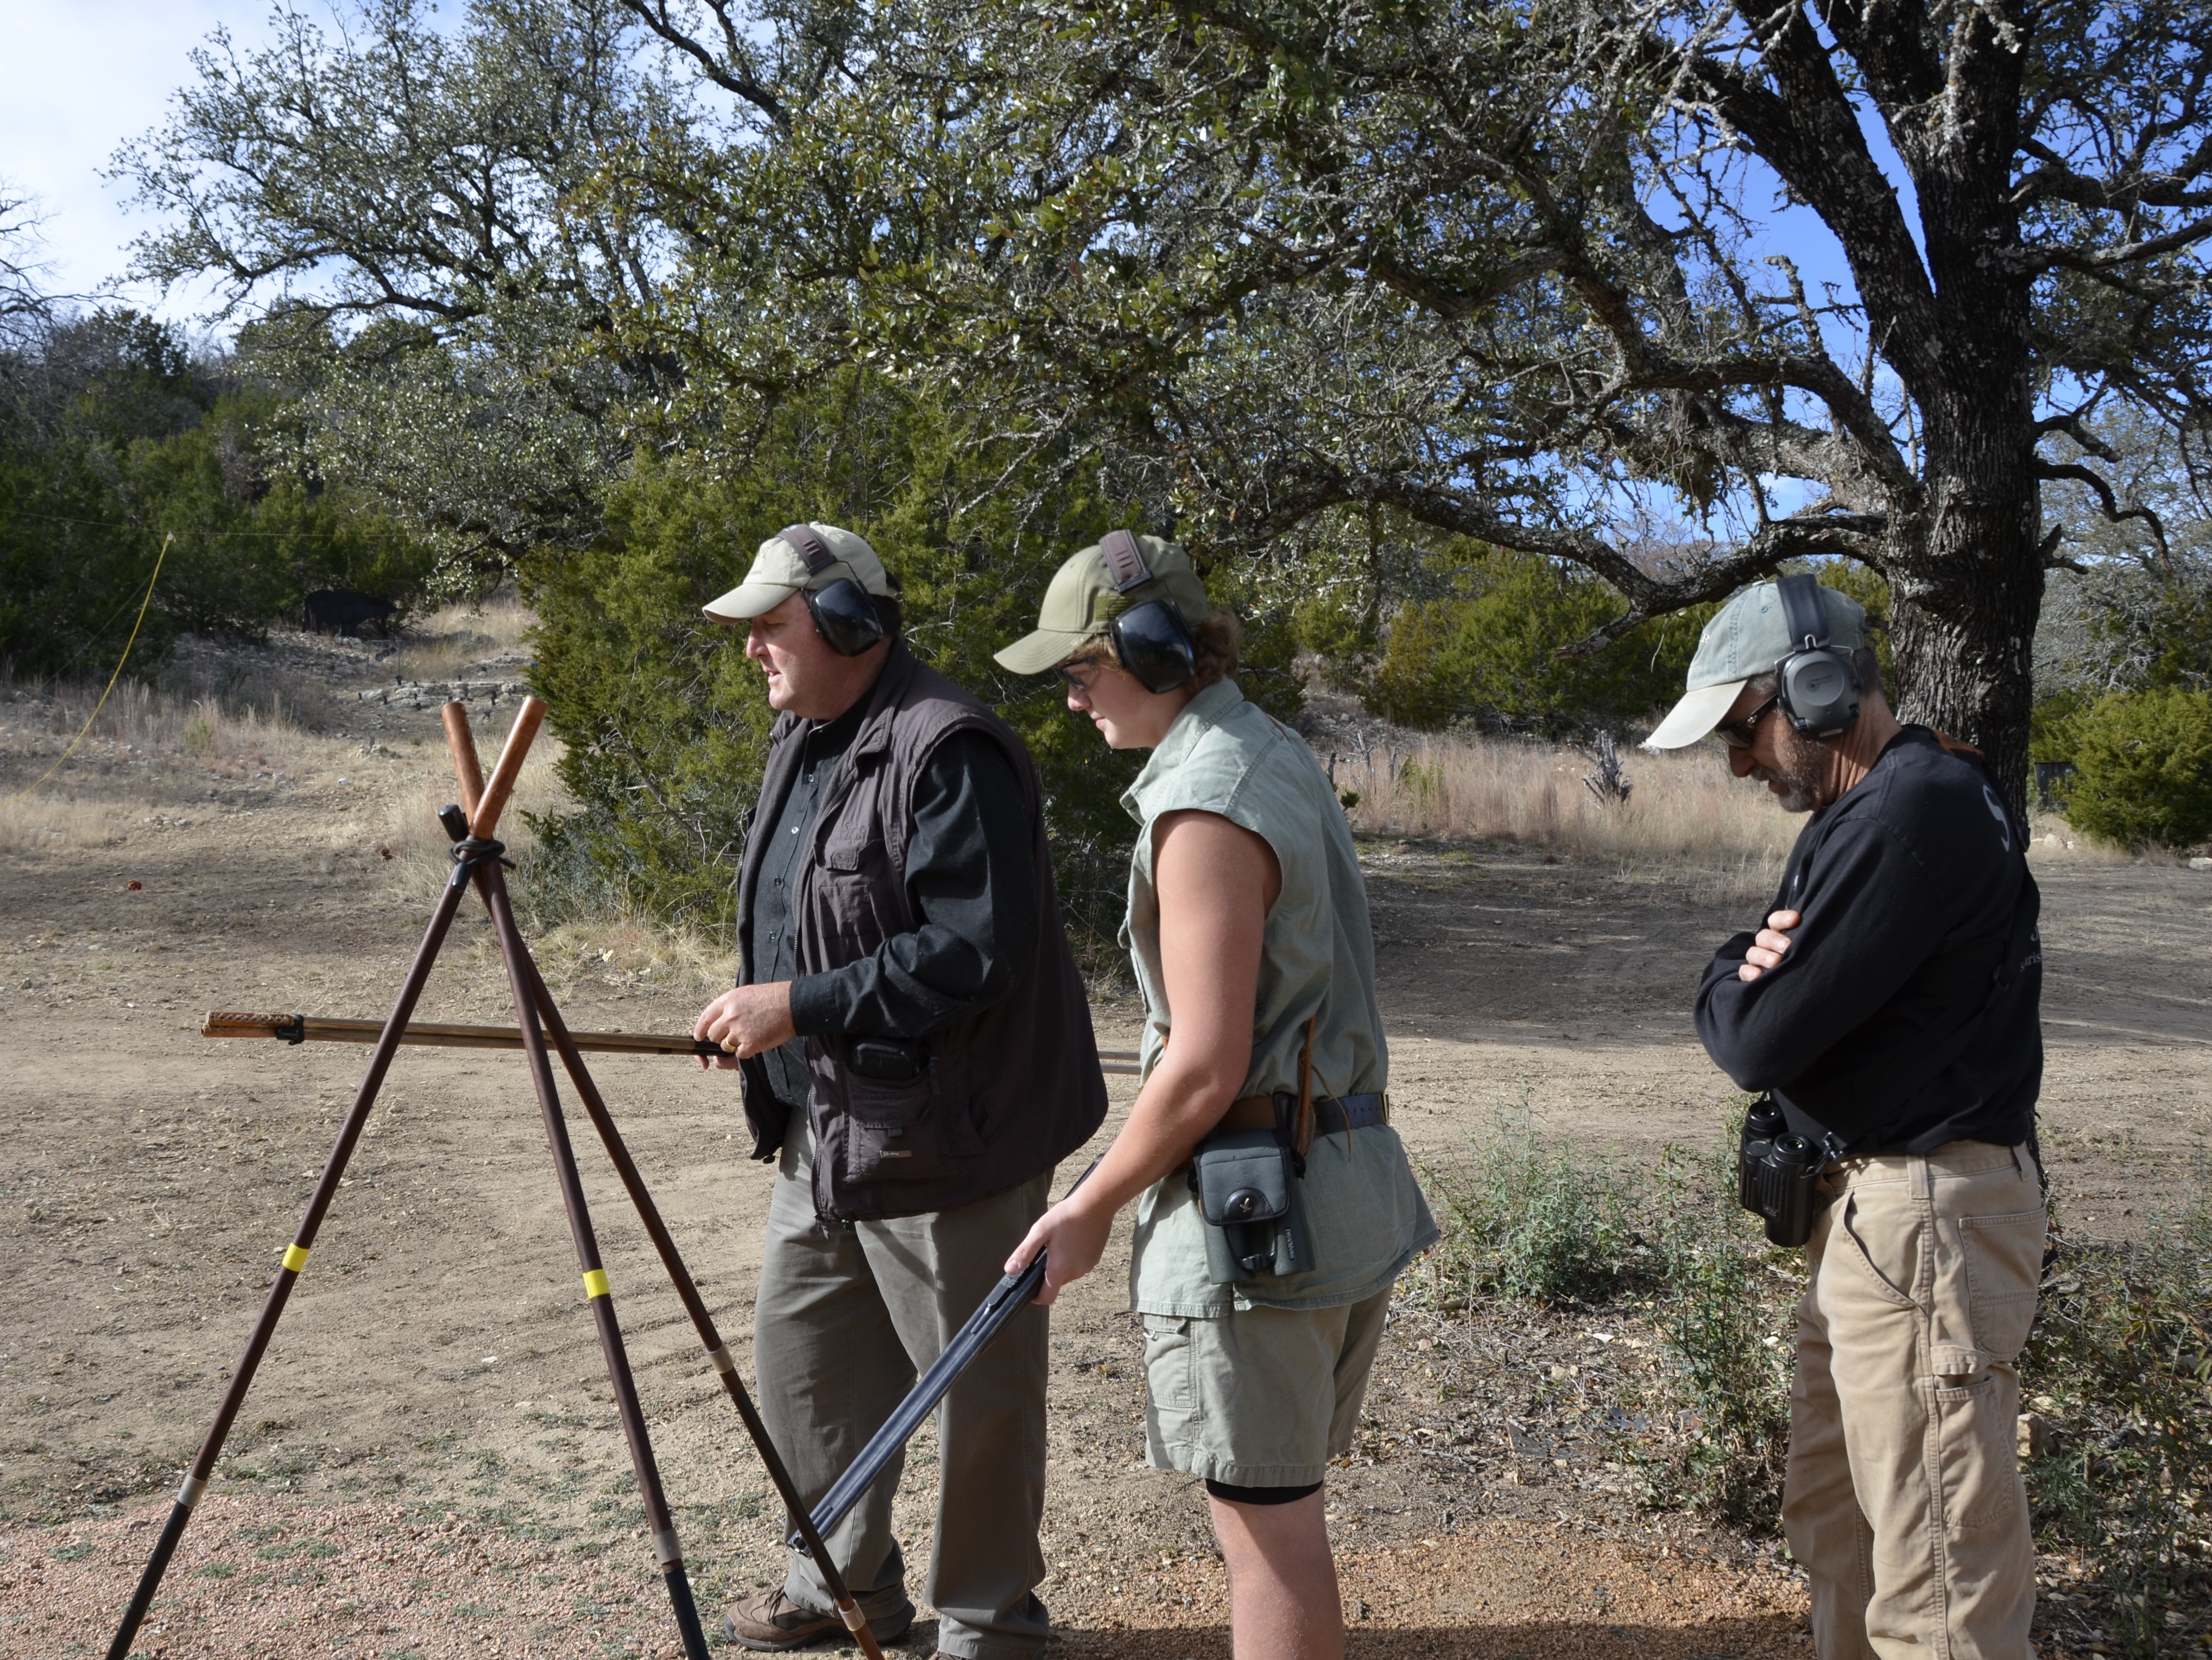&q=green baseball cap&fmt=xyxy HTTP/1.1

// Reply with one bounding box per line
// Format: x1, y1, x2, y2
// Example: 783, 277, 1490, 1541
993, 533, 1211, 674
1642, 579, 1867, 749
